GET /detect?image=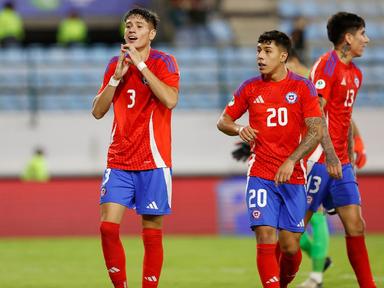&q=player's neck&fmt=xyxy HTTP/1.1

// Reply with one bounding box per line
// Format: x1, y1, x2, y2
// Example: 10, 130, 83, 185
137, 45, 151, 61
334, 48, 353, 65
263, 66, 288, 82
